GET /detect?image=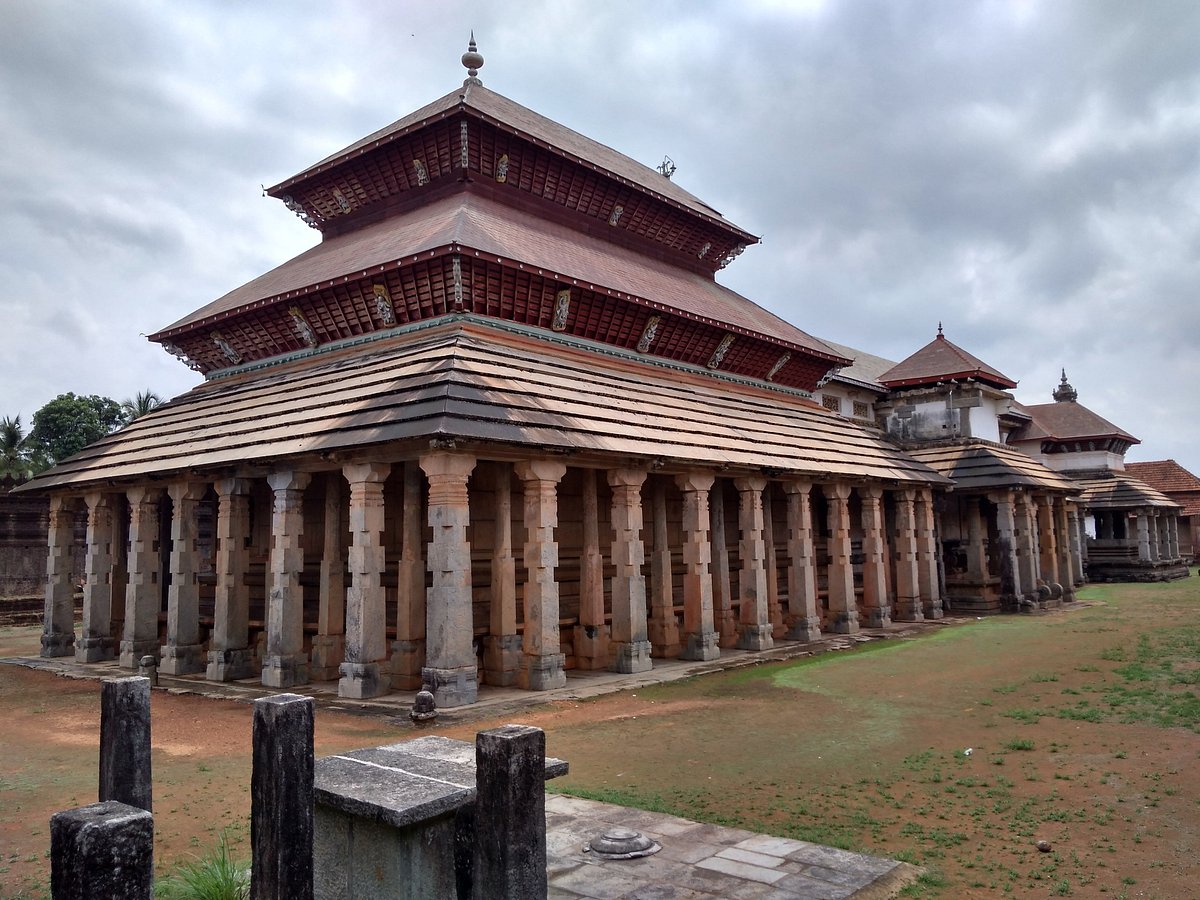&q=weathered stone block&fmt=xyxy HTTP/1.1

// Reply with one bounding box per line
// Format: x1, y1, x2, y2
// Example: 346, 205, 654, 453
51, 801, 153, 900
99, 677, 152, 812
252, 693, 314, 900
